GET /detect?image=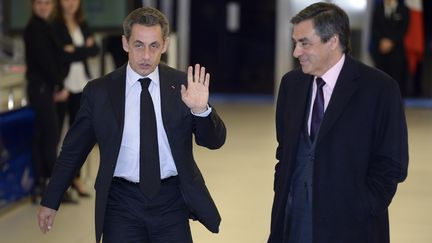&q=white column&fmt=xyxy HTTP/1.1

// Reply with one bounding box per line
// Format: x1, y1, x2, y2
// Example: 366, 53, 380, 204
142, 0, 156, 7
177, 0, 190, 71
274, 0, 294, 97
